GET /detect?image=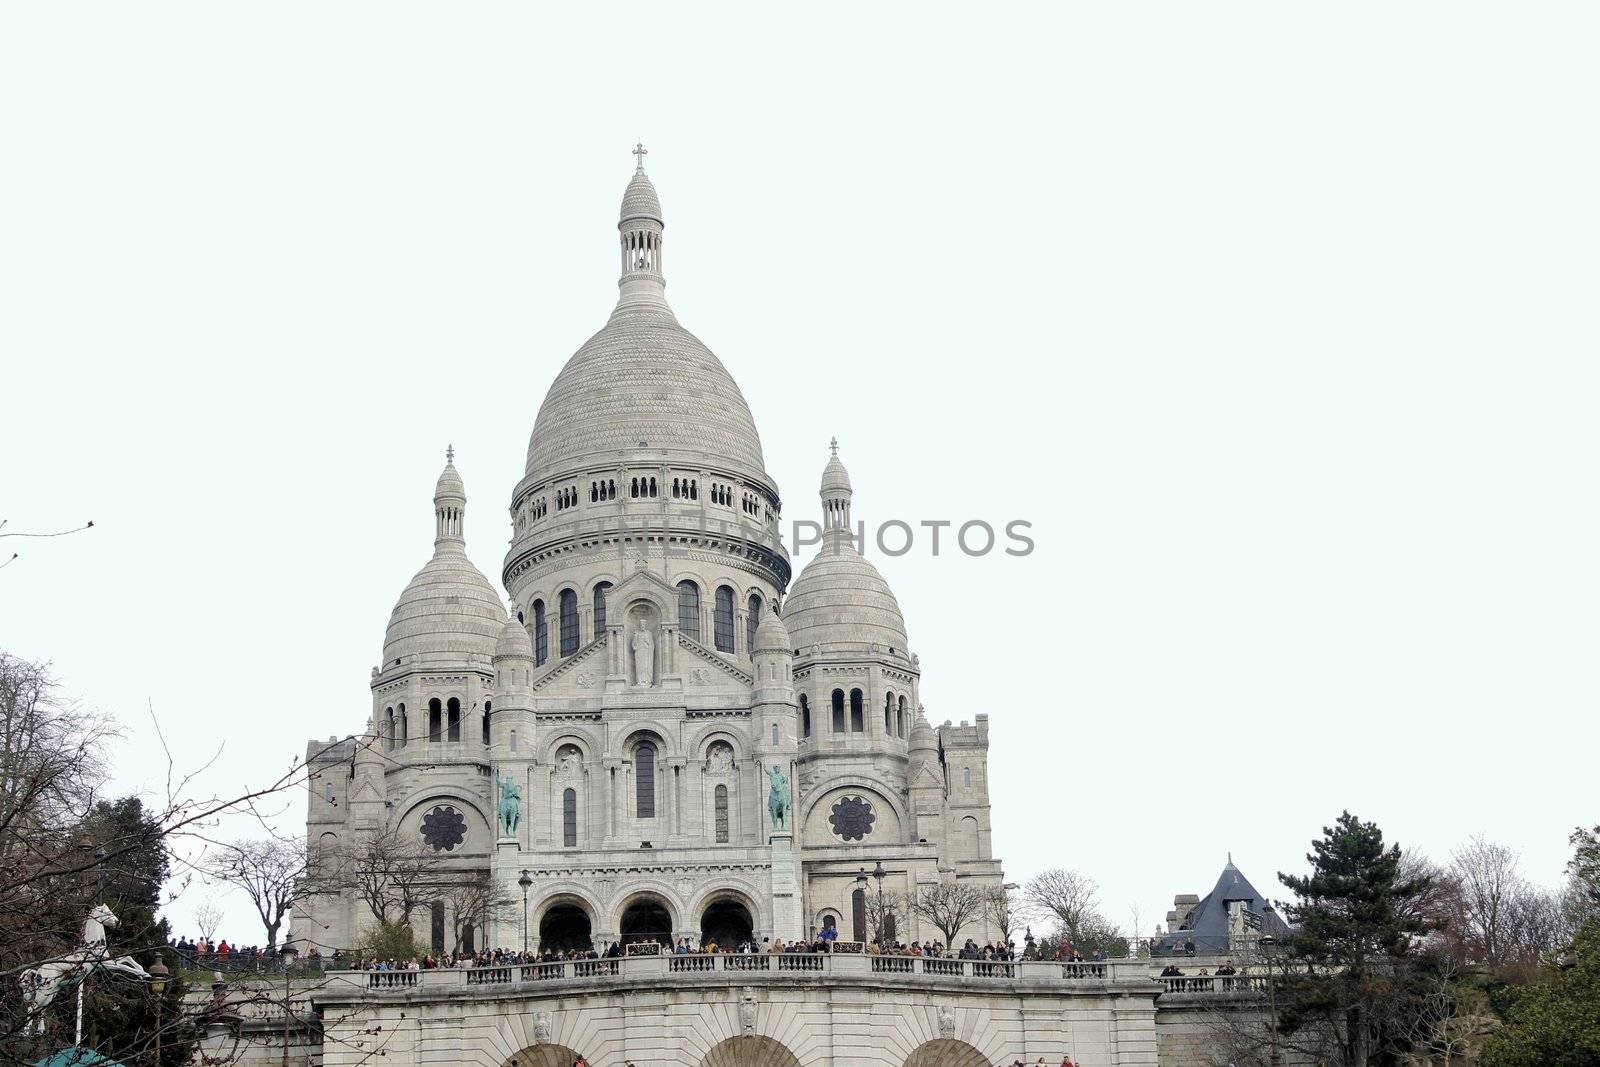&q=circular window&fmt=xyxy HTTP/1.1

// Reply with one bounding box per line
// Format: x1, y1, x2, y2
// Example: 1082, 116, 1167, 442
421, 805, 467, 852
828, 795, 876, 842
